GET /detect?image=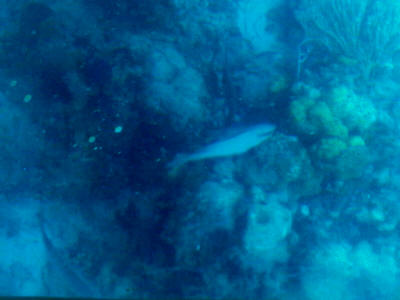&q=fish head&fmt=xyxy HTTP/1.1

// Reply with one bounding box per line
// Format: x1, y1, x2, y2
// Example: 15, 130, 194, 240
240, 123, 275, 147
252, 123, 275, 138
